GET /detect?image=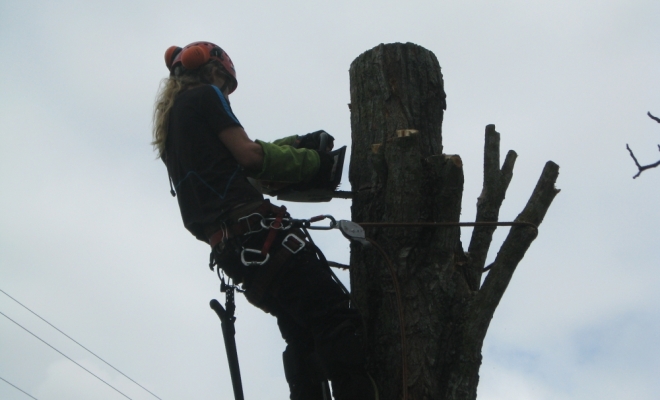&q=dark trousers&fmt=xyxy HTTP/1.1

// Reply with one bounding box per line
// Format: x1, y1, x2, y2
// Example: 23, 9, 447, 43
215, 232, 374, 400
